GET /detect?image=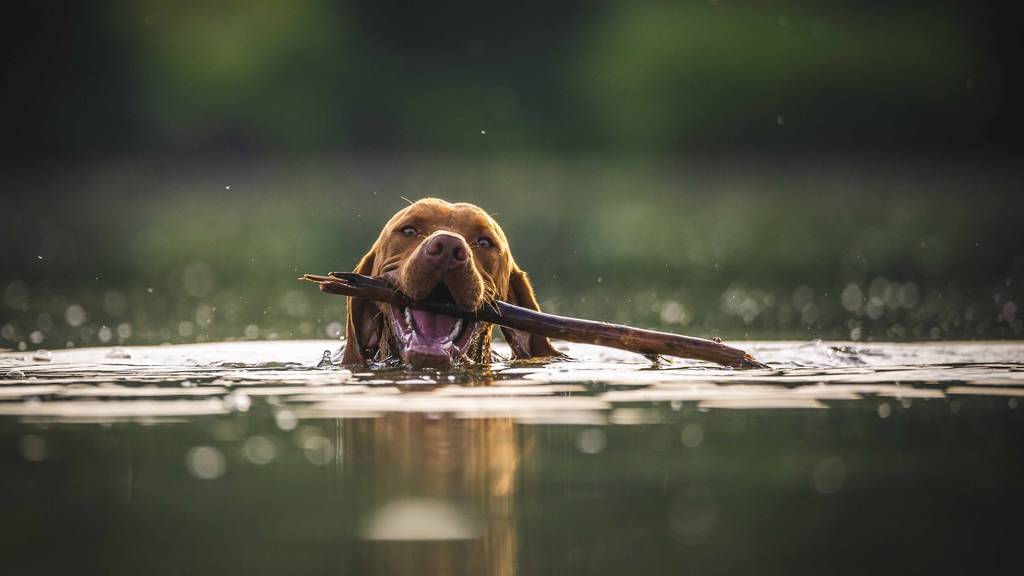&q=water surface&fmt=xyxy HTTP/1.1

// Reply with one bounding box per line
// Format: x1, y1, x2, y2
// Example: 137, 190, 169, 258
2, 340, 1022, 575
